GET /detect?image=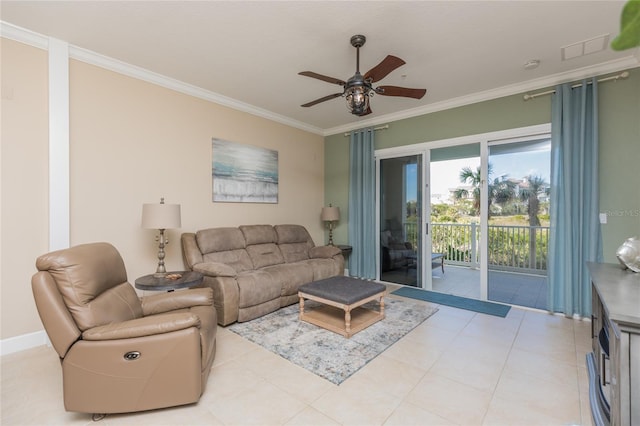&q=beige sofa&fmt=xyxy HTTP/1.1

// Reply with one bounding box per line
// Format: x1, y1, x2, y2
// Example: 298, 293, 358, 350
182, 224, 344, 326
